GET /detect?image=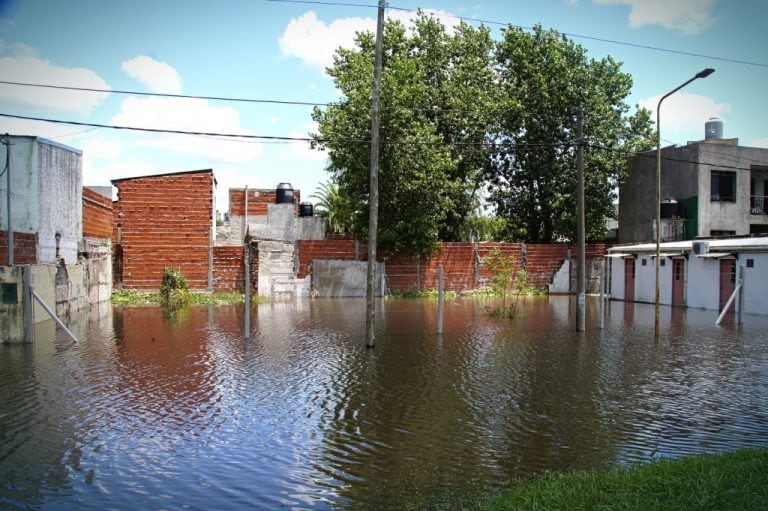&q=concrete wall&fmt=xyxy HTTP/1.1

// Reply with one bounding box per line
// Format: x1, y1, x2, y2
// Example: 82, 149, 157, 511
311, 260, 385, 297
0, 136, 82, 263
0, 266, 25, 342
113, 170, 215, 290
0, 247, 112, 343
0, 135, 39, 234
257, 240, 310, 298
37, 140, 82, 264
